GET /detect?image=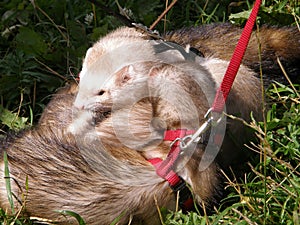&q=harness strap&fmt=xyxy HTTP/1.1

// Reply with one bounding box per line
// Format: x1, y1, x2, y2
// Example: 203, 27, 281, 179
148, 157, 194, 212
157, 129, 195, 178
164, 129, 195, 141
148, 129, 195, 212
